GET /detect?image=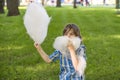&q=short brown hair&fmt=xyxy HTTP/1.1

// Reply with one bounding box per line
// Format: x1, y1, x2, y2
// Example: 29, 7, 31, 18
63, 24, 82, 38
